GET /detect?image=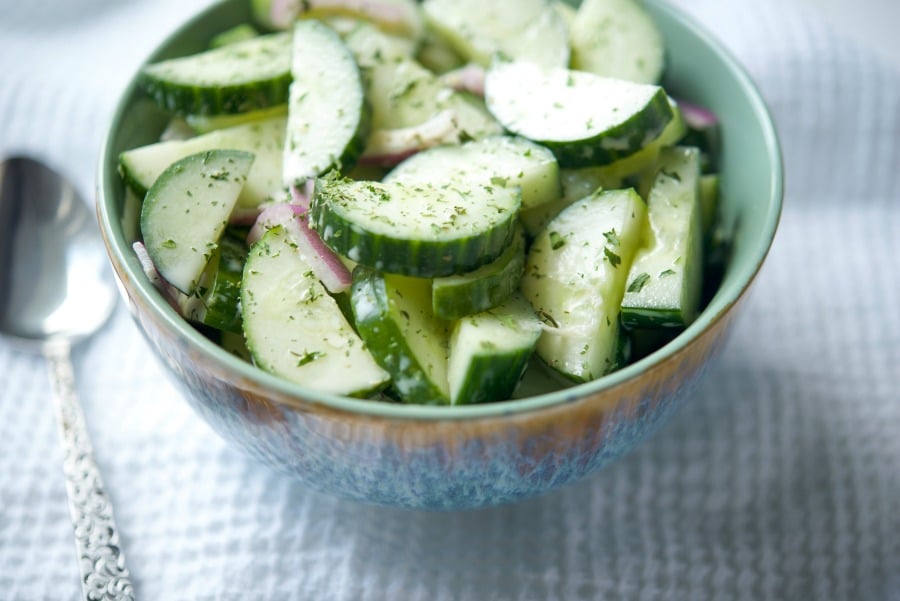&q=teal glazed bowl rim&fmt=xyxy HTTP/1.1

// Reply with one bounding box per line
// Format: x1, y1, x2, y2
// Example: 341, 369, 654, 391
97, 3, 782, 426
